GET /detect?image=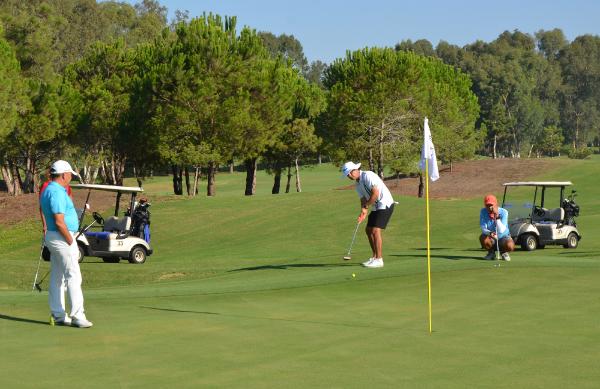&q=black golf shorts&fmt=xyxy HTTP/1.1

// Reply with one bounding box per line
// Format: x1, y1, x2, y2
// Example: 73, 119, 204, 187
367, 204, 394, 229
